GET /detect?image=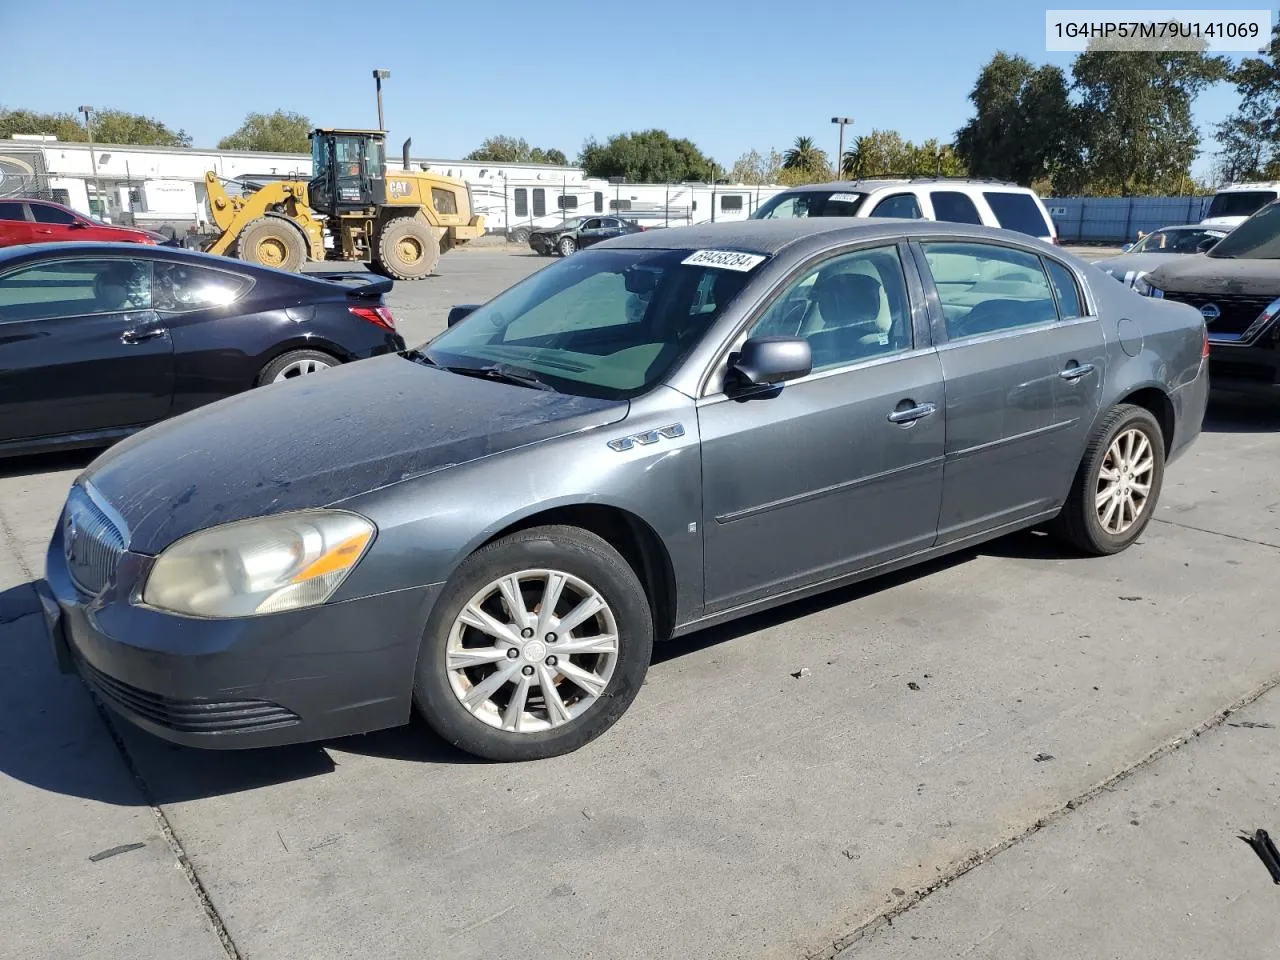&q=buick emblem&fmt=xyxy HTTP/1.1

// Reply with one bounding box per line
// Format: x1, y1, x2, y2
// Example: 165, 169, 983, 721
1200, 303, 1221, 323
